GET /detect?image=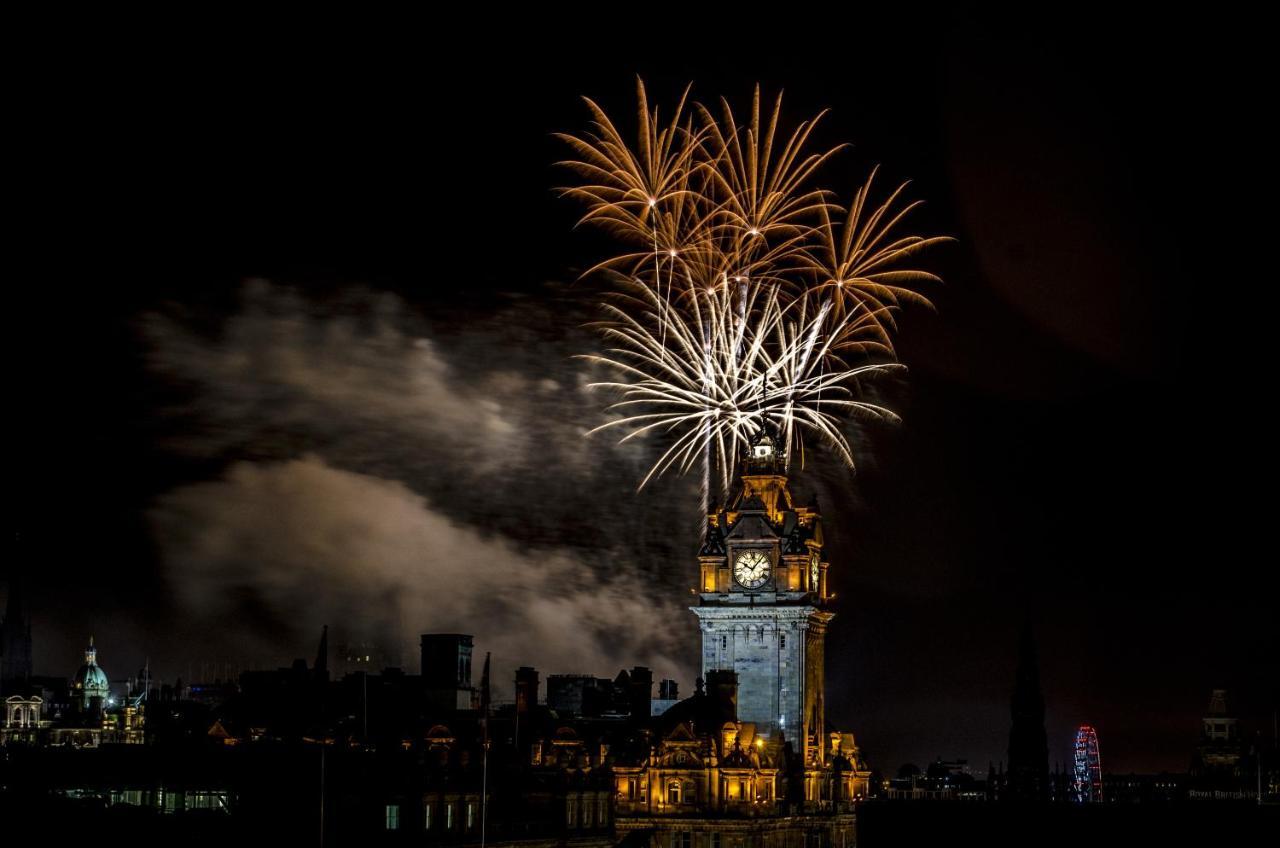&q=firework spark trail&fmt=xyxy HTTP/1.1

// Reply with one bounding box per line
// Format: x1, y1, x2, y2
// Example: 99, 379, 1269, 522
558, 79, 947, 489
558, 82, 947, 349
801, 166, 953, 351
581, 282, 902, 493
